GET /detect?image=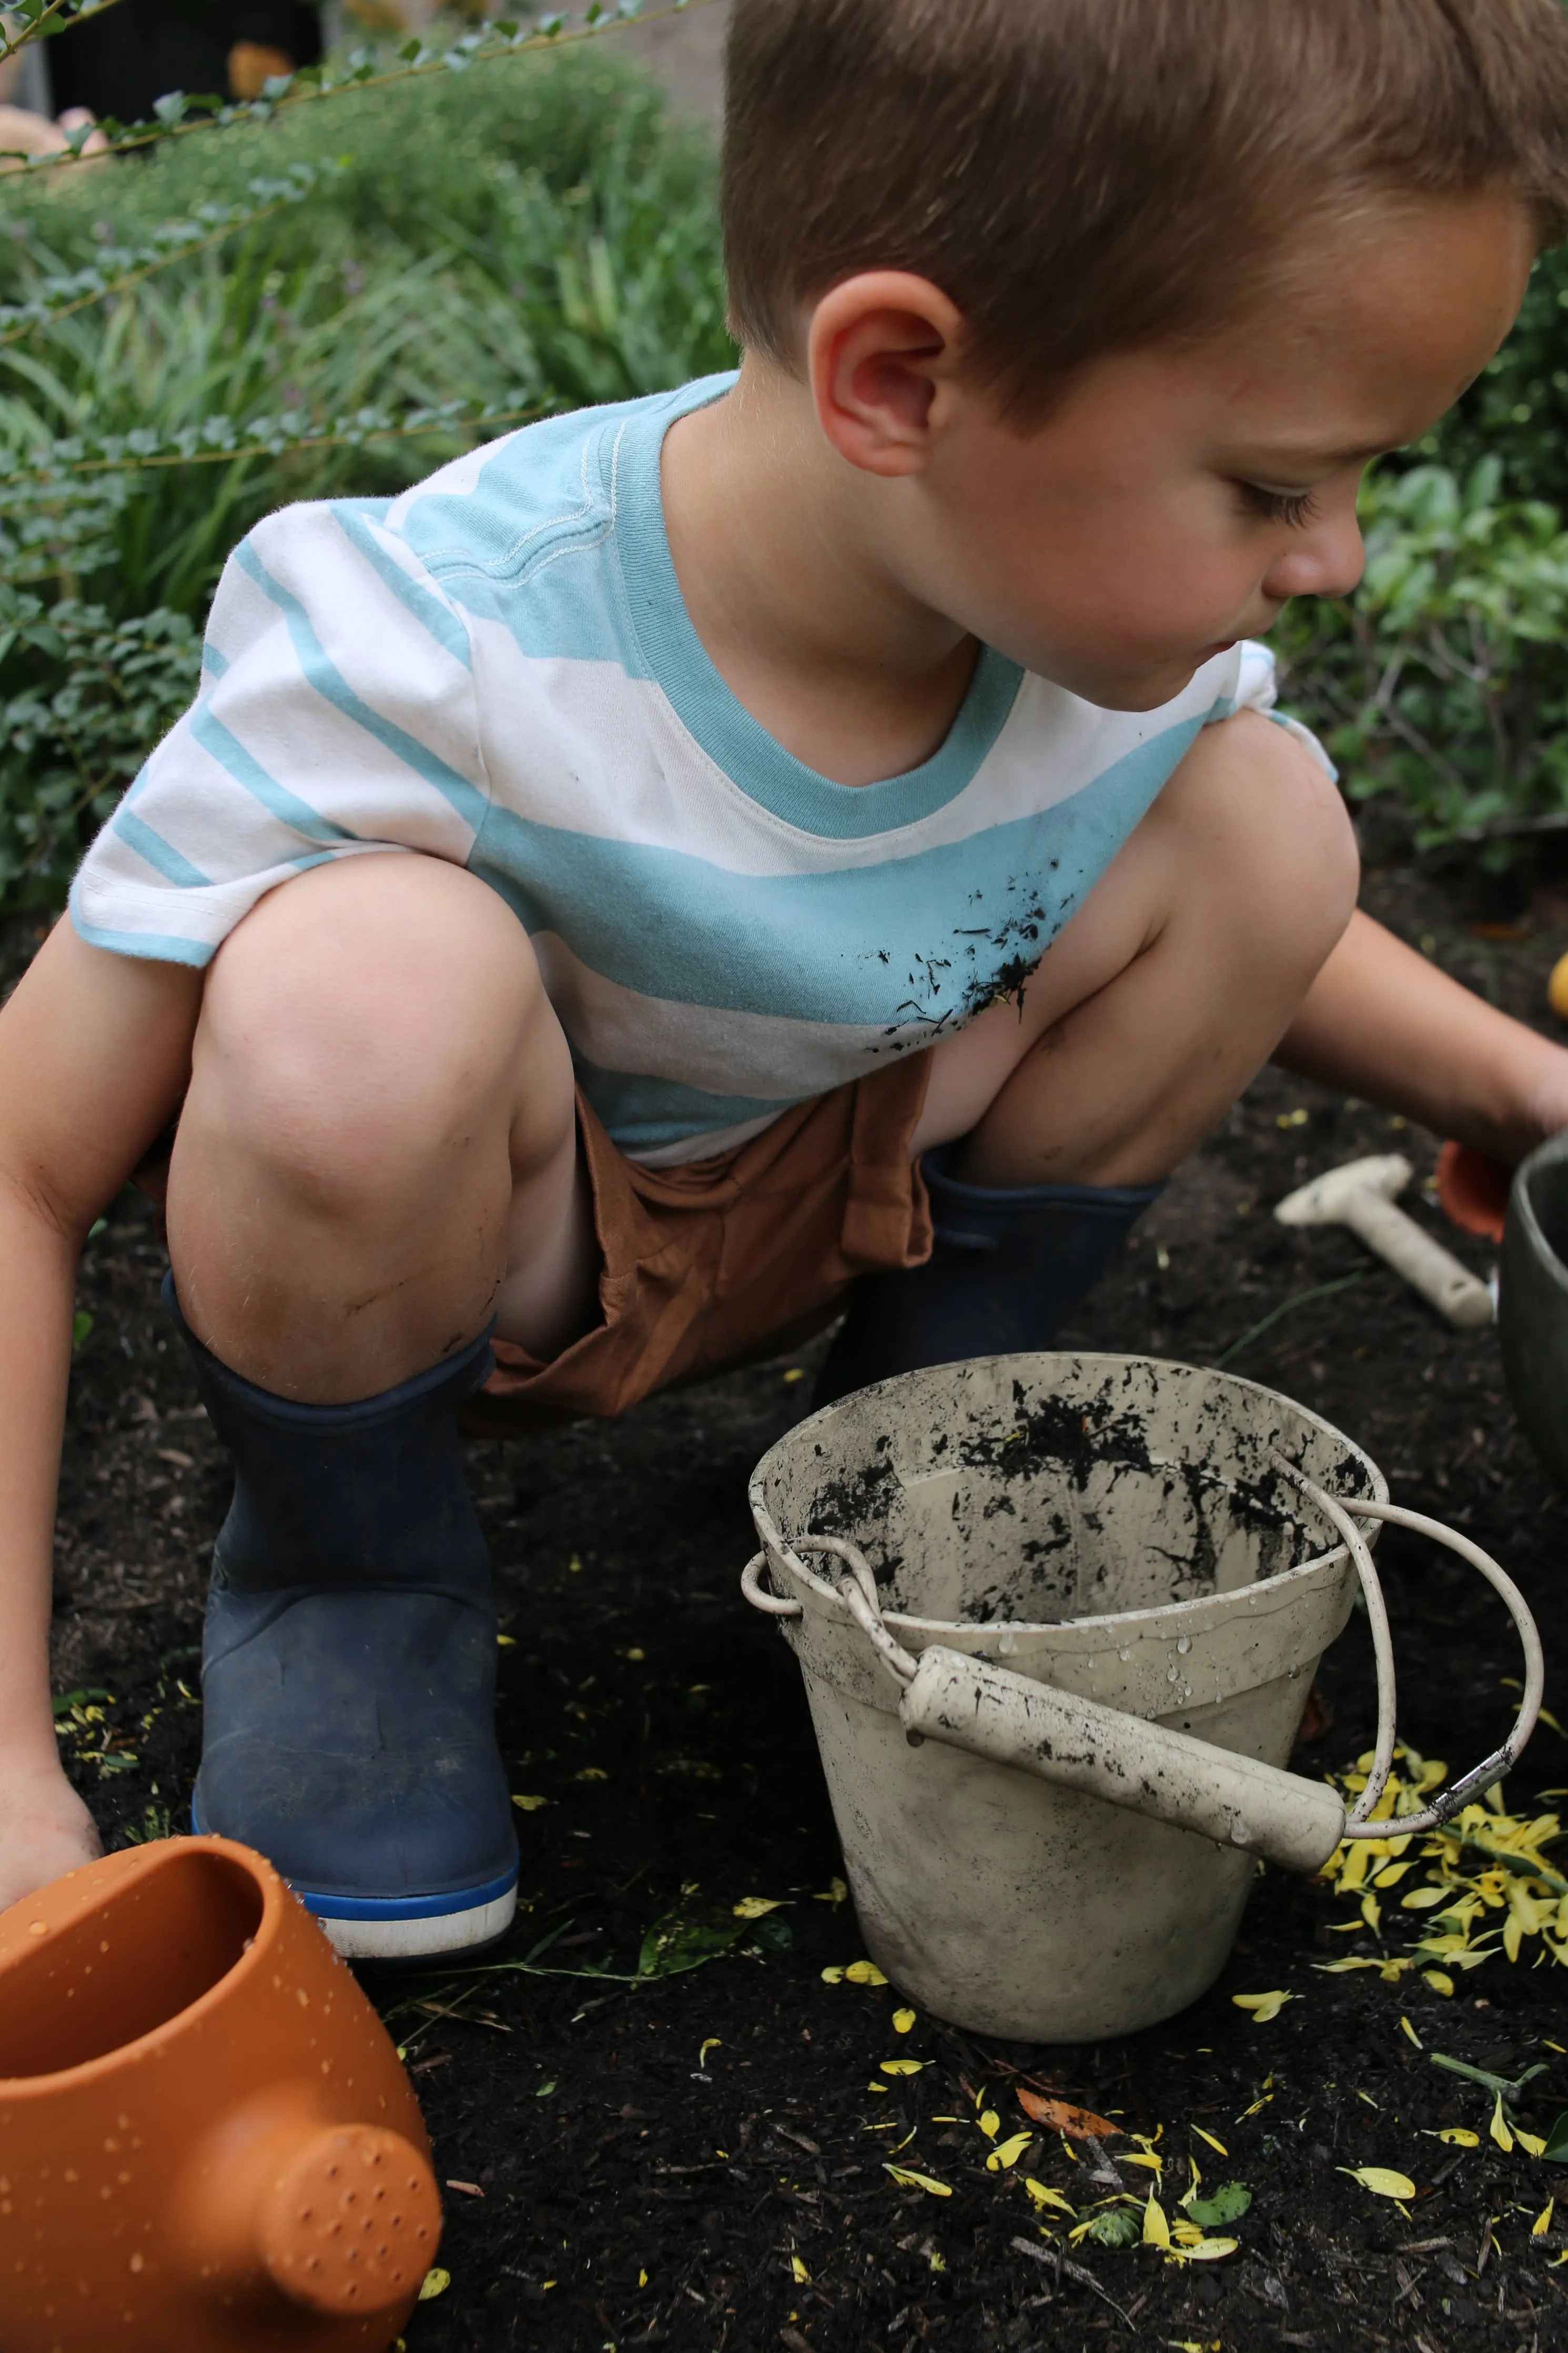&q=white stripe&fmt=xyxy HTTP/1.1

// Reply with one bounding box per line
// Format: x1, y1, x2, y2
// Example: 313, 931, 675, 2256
534, 931, 938, 1095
